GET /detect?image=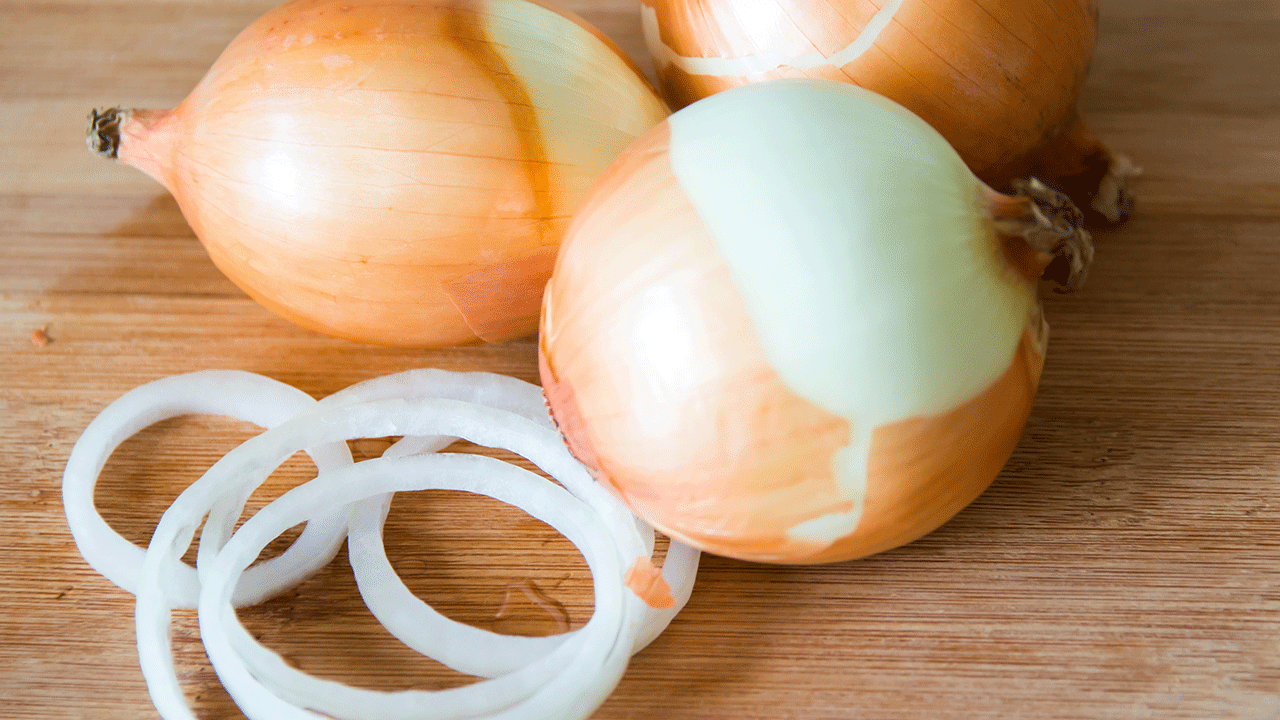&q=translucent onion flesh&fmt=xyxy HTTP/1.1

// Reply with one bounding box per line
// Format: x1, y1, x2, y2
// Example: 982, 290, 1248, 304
61, 368, 700, 720
198, 452, 631, 720
60, 370, 352, 608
